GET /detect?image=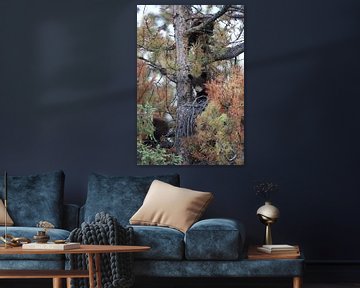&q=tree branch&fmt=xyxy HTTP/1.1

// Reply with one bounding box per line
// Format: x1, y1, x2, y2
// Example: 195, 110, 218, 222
228, 13, 244, 20
138, 56, 177, 83
185, 5, 231, 35
207, 42, 244, 63
137, 43, 175, 52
